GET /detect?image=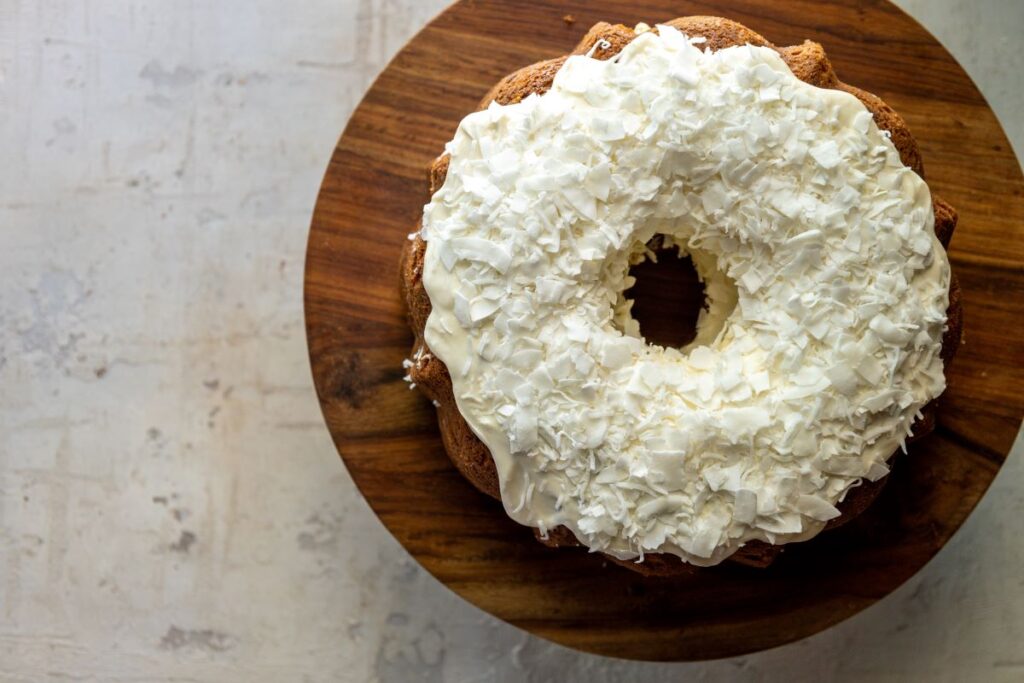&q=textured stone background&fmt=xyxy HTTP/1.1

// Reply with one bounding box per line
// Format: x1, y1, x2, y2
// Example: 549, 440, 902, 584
1, 1, 1022, 681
